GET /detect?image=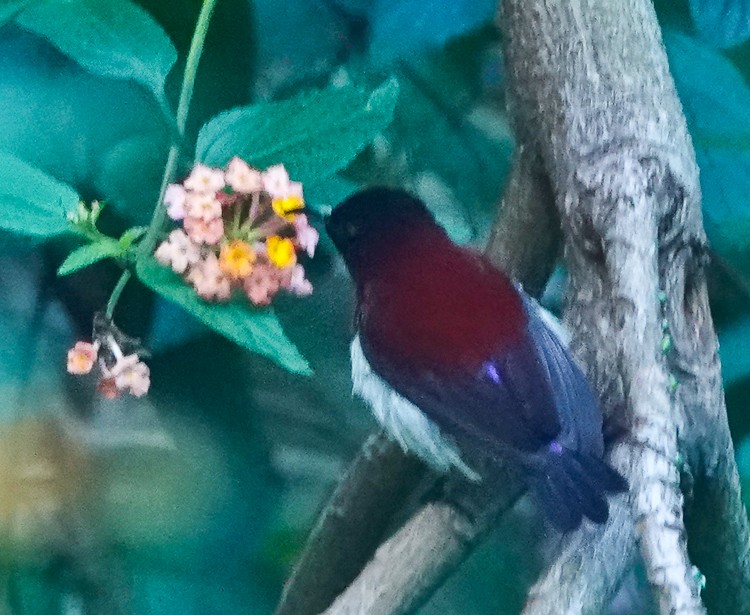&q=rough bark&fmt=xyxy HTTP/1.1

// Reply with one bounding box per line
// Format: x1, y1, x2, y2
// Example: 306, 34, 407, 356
277, 0, 750, 613
274, 432, 427, 615
486, 144, 561, 296
322, 503, 477, 615
322, 458, 526, 615
503, 0, 750, 612
524, 491, 635, 614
